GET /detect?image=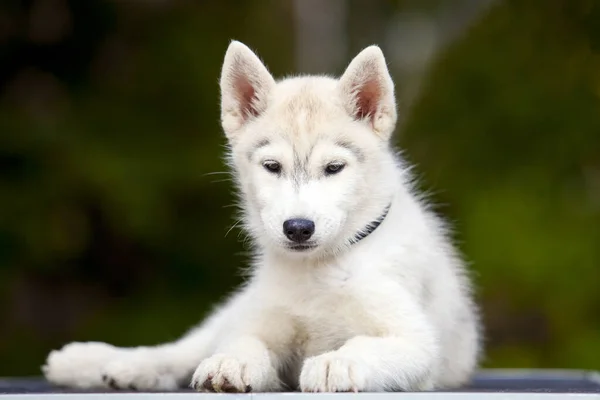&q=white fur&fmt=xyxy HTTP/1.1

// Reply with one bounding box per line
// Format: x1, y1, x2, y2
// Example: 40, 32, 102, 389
42, 40, 482, 393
